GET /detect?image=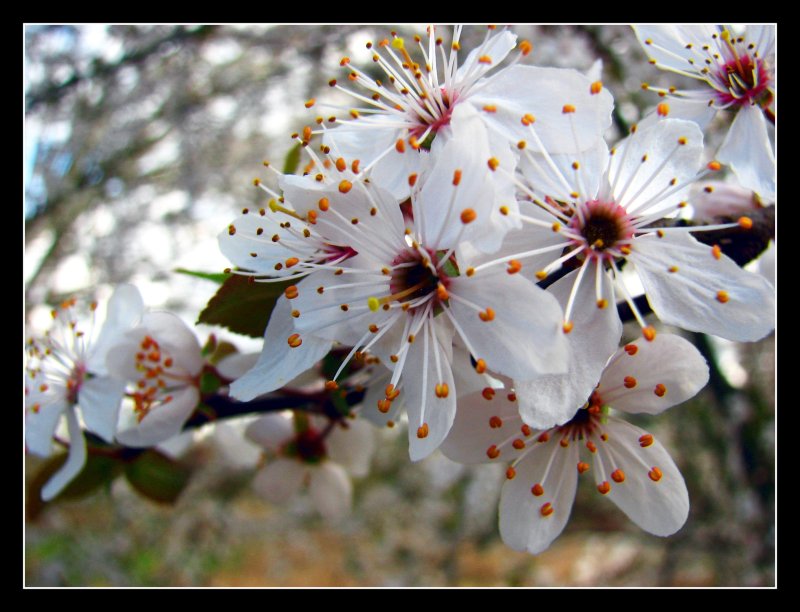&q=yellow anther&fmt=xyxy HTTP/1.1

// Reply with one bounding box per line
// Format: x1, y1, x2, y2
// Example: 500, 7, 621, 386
228, 224, 236, 236
499, 205, 509, 216
391, 37, 405, 50
436, 284, 449, 301
668, 265, 679, 273
572, 161, 580, 170
535, 270, 548, 281
551, 222, 561, 232
367, 297, 381, 311
619, 246, 632, 255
